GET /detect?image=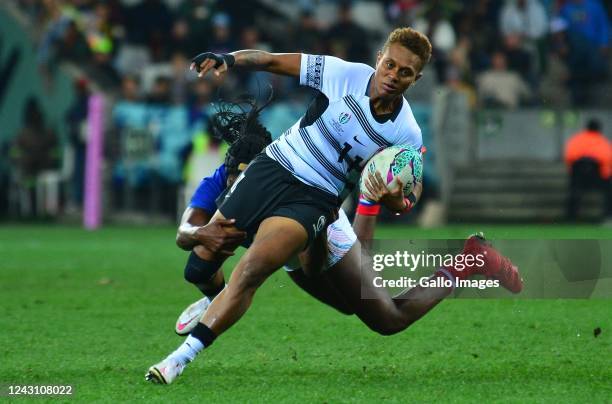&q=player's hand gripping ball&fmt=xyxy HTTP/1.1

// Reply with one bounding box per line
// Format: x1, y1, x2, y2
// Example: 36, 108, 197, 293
359, 145, 423, 199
